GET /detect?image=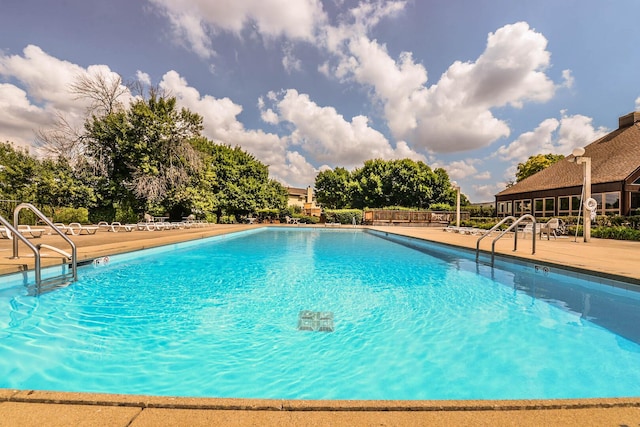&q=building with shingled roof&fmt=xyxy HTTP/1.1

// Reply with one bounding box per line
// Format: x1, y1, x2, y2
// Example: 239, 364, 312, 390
495, 112, 640, 217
